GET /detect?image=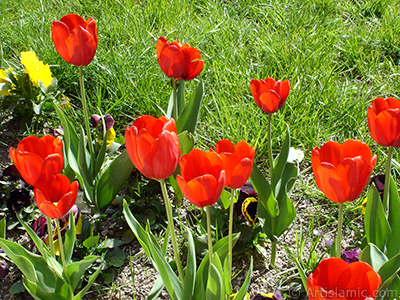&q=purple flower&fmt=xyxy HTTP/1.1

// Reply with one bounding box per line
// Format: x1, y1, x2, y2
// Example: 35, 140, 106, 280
235, 181, 257, 218
342, 248, 361, 264
6, 188, 32, 213
90, 114, 114, 131
370, 174, 385, 200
